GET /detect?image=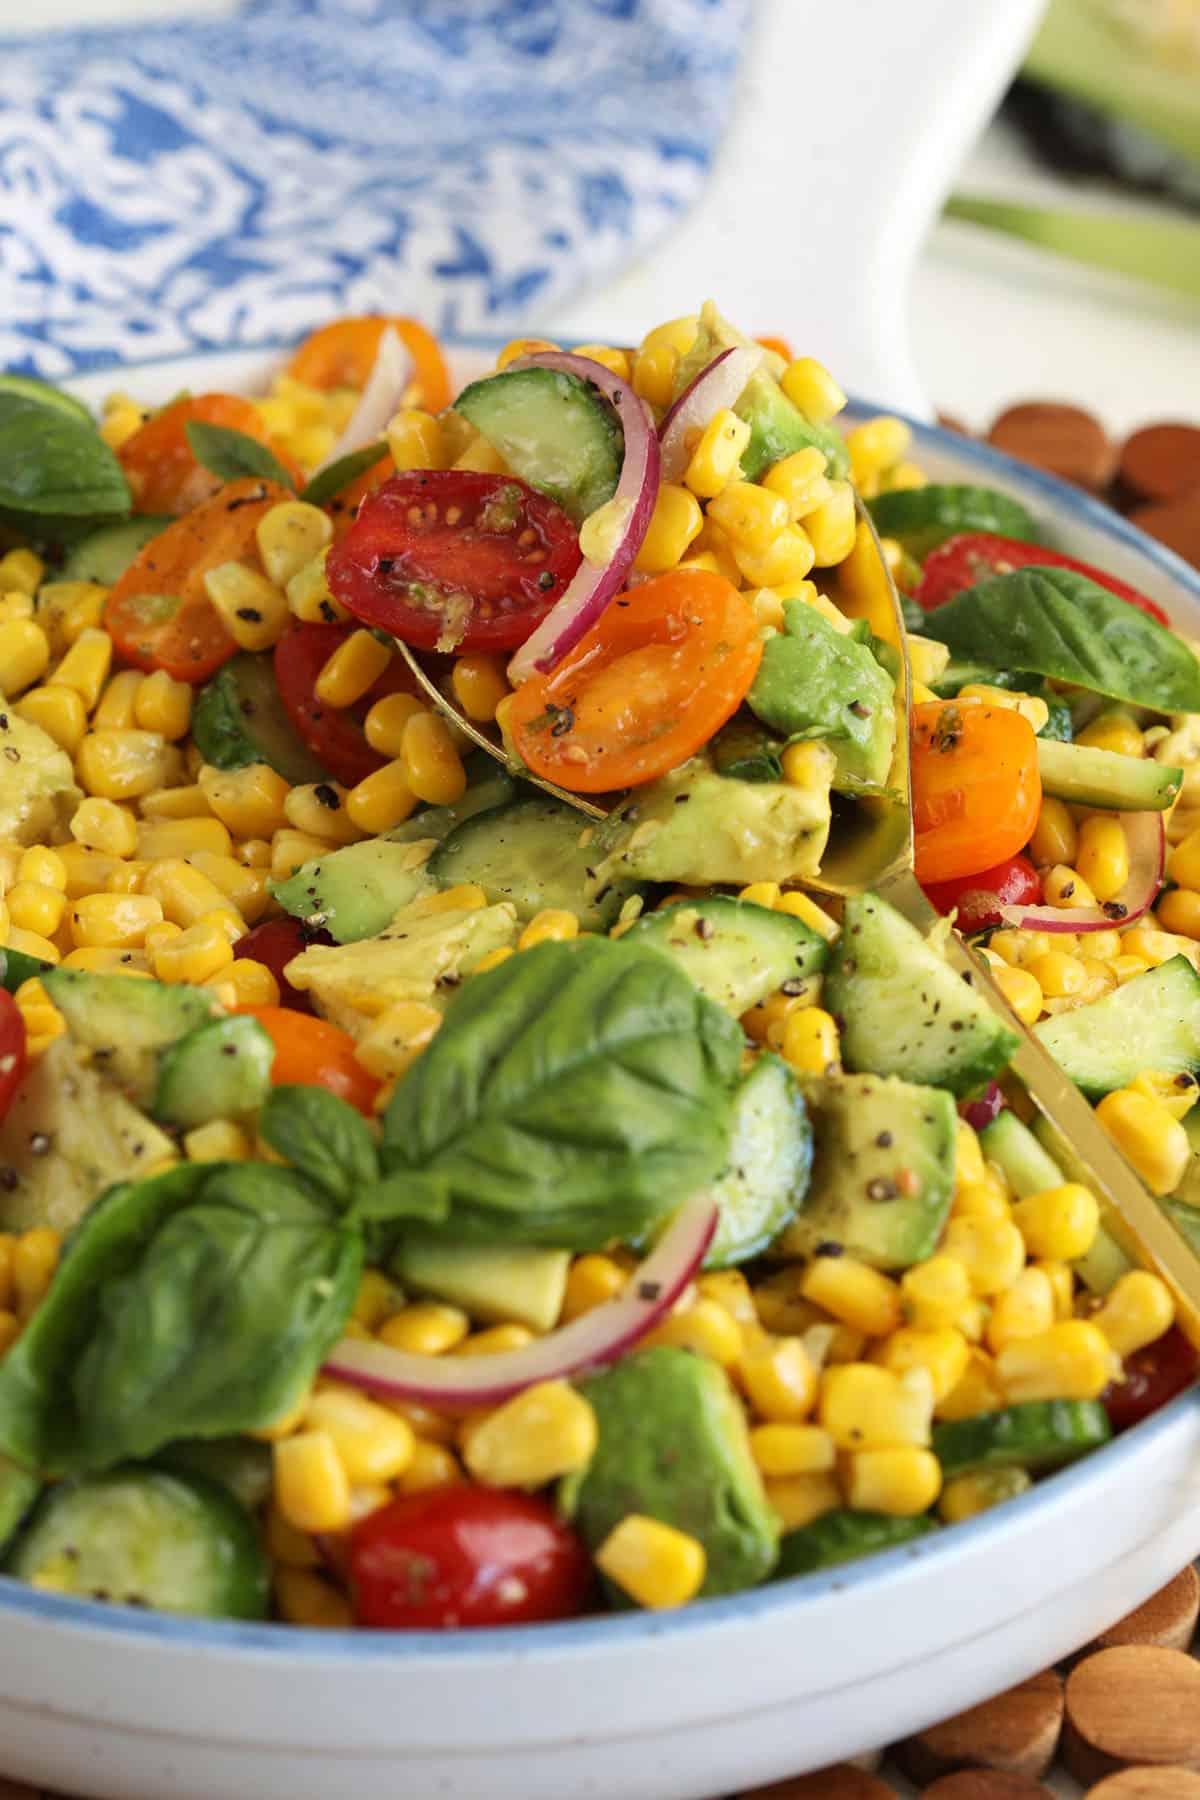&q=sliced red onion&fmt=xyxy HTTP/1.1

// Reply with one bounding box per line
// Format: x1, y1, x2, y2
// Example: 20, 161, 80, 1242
323, 1194, 716, 1408
658, 344, 763, 484
506, 352, 660, 684
996, 811, 1164, 933
310, 326, 412, 476
961, 1084, 1004, 1131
